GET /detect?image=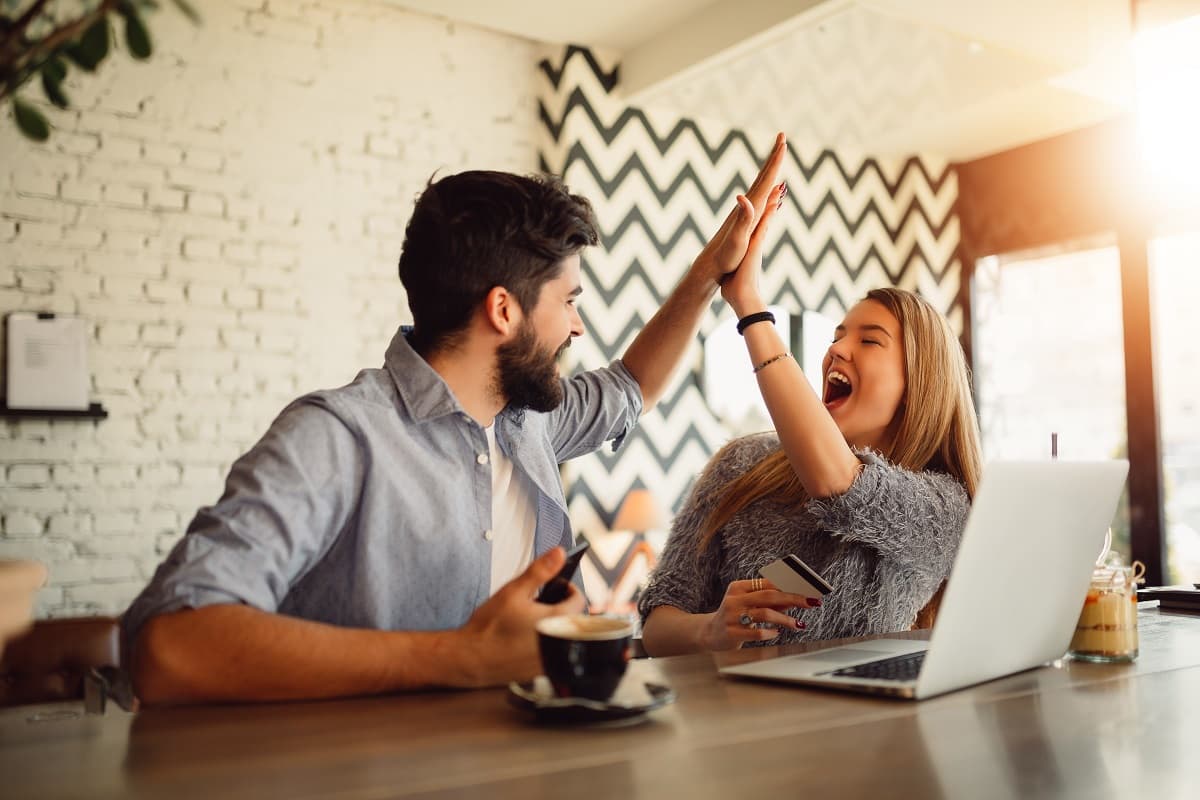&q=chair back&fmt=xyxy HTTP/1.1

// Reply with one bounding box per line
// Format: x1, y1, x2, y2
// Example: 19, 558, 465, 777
0, 617, 121, 707
912, 582, 946, 630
